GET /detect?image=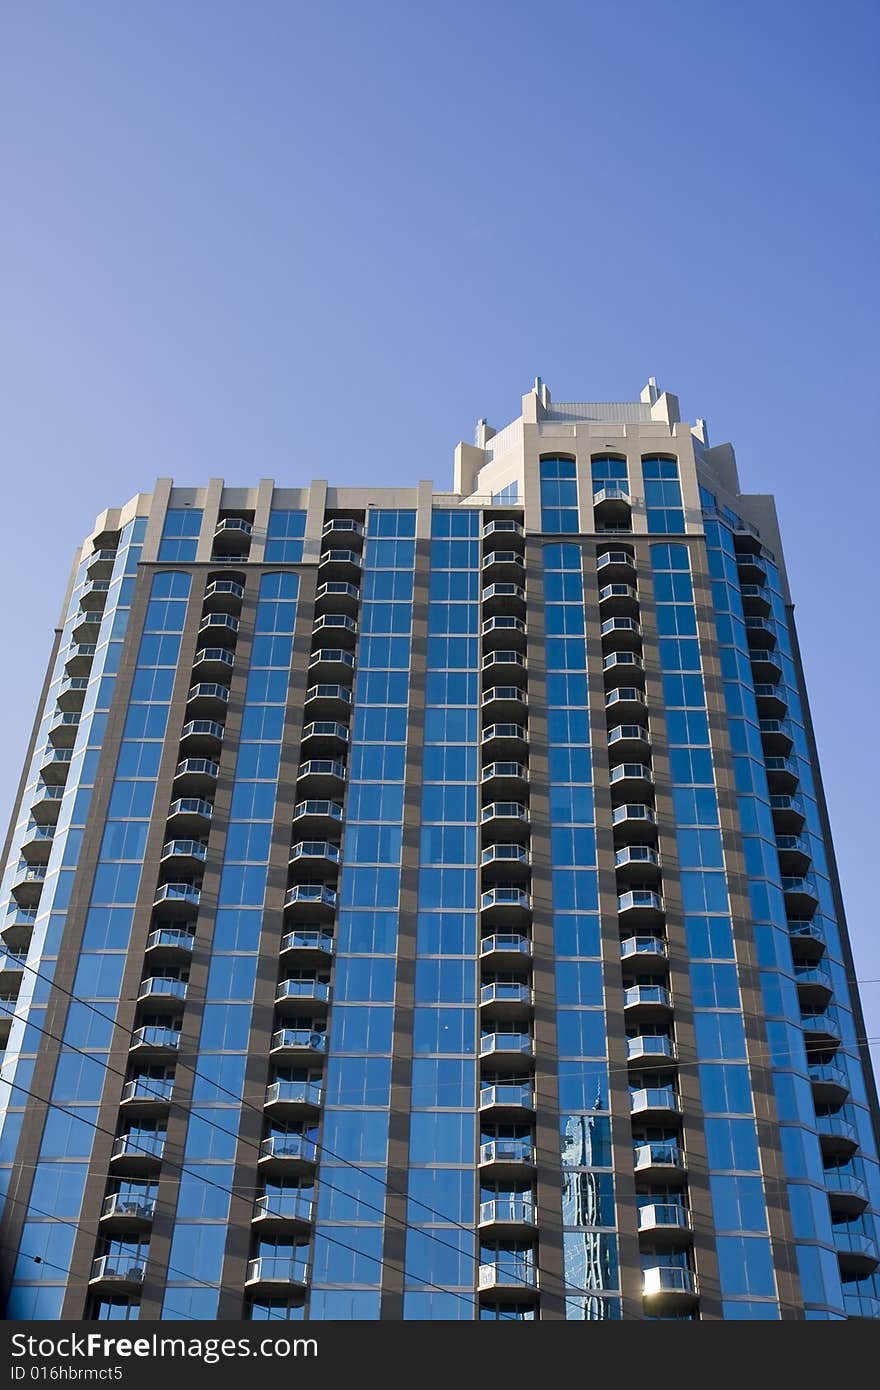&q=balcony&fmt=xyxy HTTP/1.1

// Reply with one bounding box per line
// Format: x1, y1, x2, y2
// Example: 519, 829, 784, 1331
607, 724, 651, 757
782, 876, 820, 917
11, 865, 46, 906
593, 485, 632, 526
480, 1032, 534, 1063
270, 1028, 328, 1059
264, 1080, 323, 1115
2, 908, 37, 951
203, 578, 245, 610
770, 794, 806, 833
58, 676, 91, 716
596, 549, 636, 581
754, 684, 787, 719
823, 1169, 869, 1215
614, 846, 661, 882
152, 883, 200, 918
296, 760, 346, 796
598, 582, 639, 617
40, 747, 74, 784
609, 763, 653, 799
605, 686, 647, 719
312, 614, 358, 647
602, 650, 645, 680
145, 926, 195, 961
480, 844, 529, 880
244, 1256, 309, 1292
794, 964, 833, 1007
623, 984, 672, 1020
612, 804, 657, 841
0, 949, 26, 982
198, 612, 240, 645
280, 929, 334, 961
481, 803, 529, 839
292, 800, 344, 834
633, 1142, 687, 1180
776, 835, 811, 876
483, 518, 525, 543
120, 1077, 174, 1110
100, 1194, 156, 1230
480, 934, 532, 967
129, 1026, 180, 1056
252, 1192, 314, 1230
86, 549, 117, 579
64, 643, 96, 676
481, 762, 529, 797
137, 976, 188, 1007
21, 824, 55, 863
315, 581, 360, 616
166, 798, 213, 835
110, 1135, 165, 1173
481, 725, 529, 760
30, 784, 64, 823
482, 551, 526, 583
186, 682, 230, 715
481, 887, 530, 924
479, 1084, 534, 1118
481, 652, 526, 693
72, 610, 103, 643
172, 759, 220, 795
323, 517, 365, 544
481, 583, 526, 616
745, 617, 777, 649
765, 756, 799, 793
161, 840, 208, 874
482, 686, 528, 720
301, 721, 350, 753
48, 711, 81, 747
620, 935, 667, 967
832, 1227, 879, 1275
808, 1062, 849, 1105
178, 721, 225, 757
618, 890, 665, 924
750, 648, 783, 683
480, 983, 533, 1017
642, 1267, 698, 1304
740, 584, 771, 617
80, 578, 110, 608
304, 683, 353, 716
213, 518, 253, 554
638, 1204, 693, 1241
844, 1293, 880, 1320
627, 1035, 676, 1067
275, 978, 331, 1010
191, 647, 235, 679
288, 842, 341, 875
816, 1114, 858, 1156
482, 615, 526, 649
789, 923, 826, 962
759, 720, 794, 759
478, 1262, 538, 1297
600, 616, 641, 649
89, 1255, 146, 1292
318, 548, 362, 578
258, 1134, 318, 1172
478, 1200, 537, 1234
283, 884, 337, 917
630, 1088, 680, 1121
802, 1012, 841, 1050
478, 1140, 535, 1178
